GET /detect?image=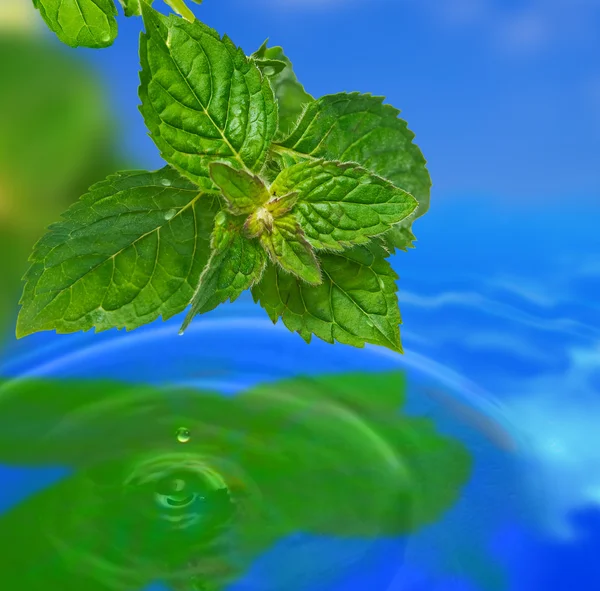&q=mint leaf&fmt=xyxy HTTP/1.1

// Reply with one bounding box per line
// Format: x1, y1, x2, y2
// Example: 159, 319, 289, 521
180, 216, 266, 332
275, 92, 431, 250
388, 225, 417, 252
253, 243, 402, 352
32, 0, 118, 48
272, 160, 418, 251
265, 191, 298, 217
252, 42, 313, 138
209, 162, 269, 215
253, 58, 288, 77
139, 5, 277, 191
259, 214, 322, 285
17, 167, 217, 338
